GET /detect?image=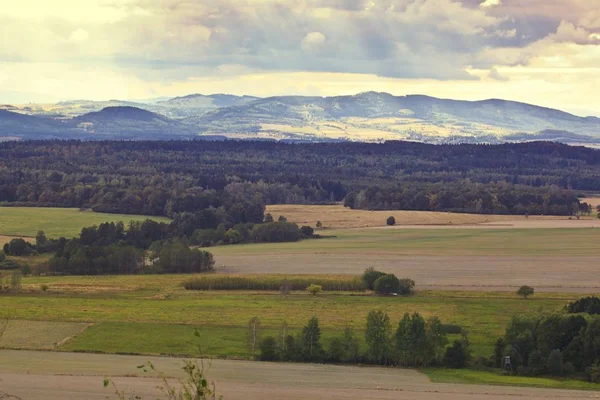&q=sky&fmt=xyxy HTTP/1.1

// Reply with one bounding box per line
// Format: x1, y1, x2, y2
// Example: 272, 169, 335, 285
0, 0, 599, 116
